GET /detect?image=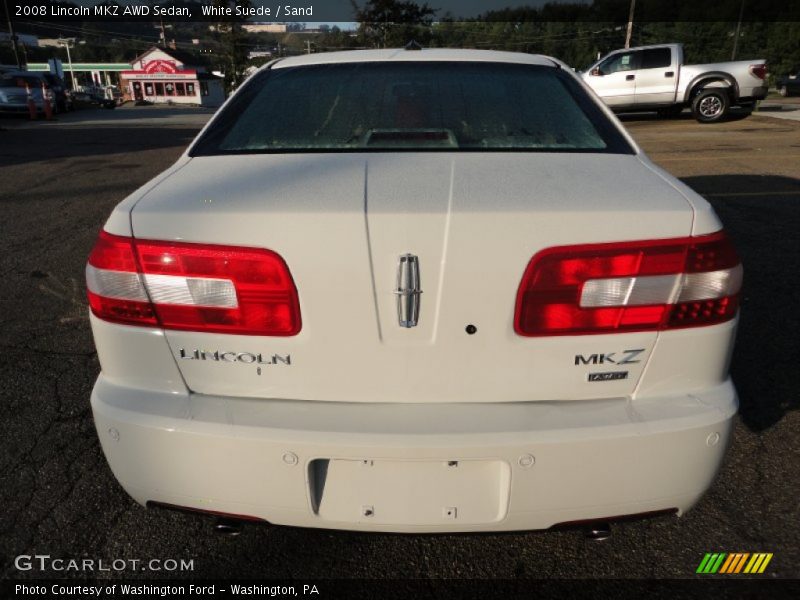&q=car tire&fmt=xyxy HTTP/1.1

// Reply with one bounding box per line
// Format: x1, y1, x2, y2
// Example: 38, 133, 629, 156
692, 89, 729, 123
